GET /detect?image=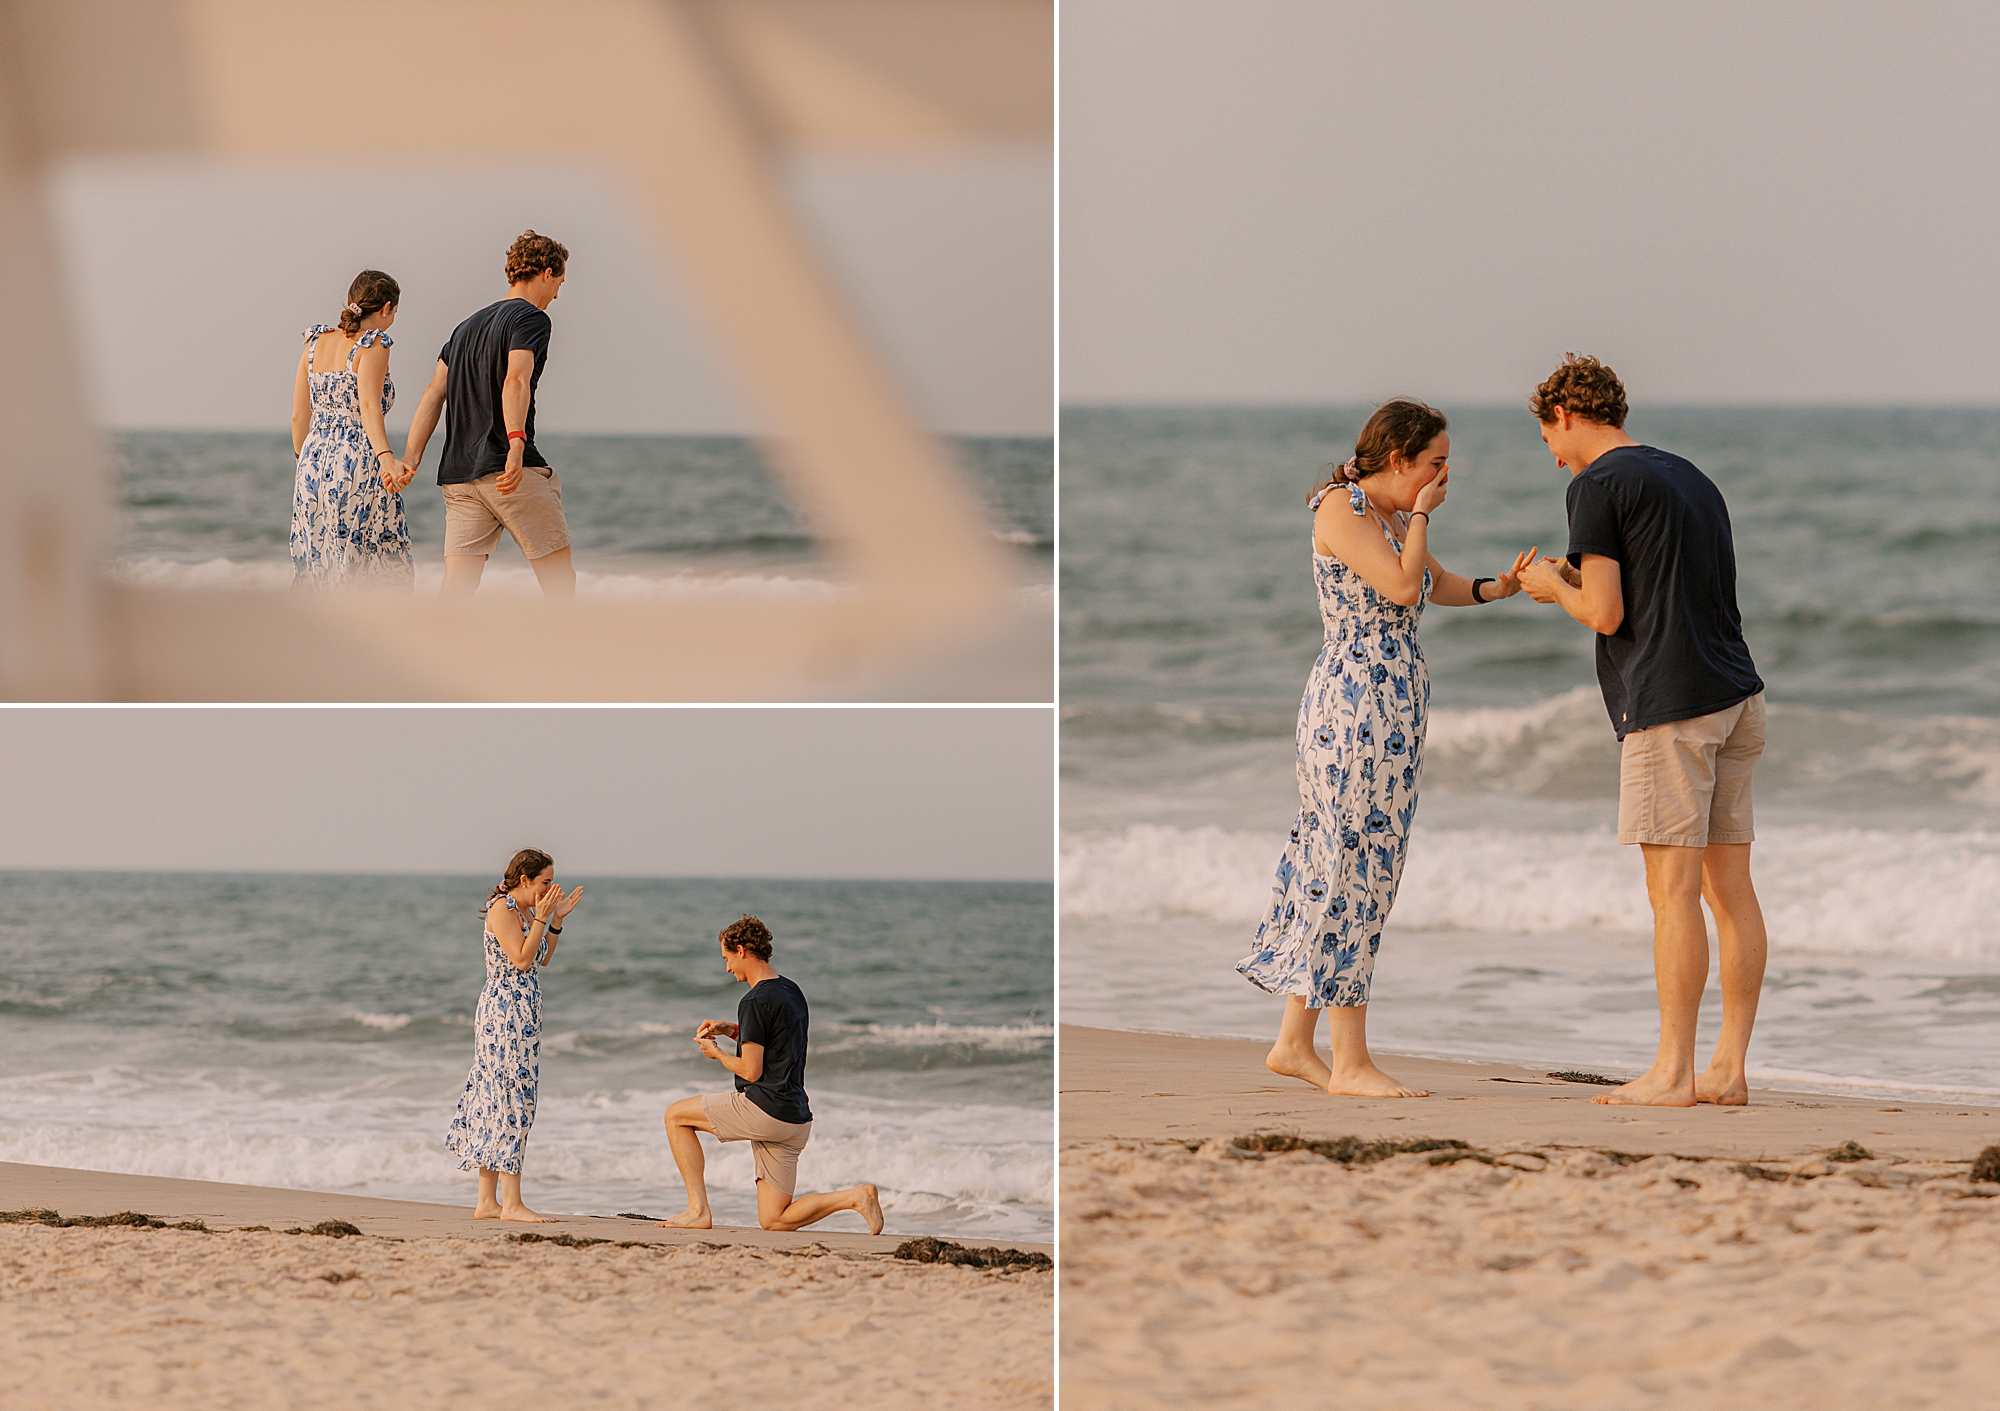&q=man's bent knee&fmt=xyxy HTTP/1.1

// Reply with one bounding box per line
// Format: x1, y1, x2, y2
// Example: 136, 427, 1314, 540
665, 1097, 710, 1128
